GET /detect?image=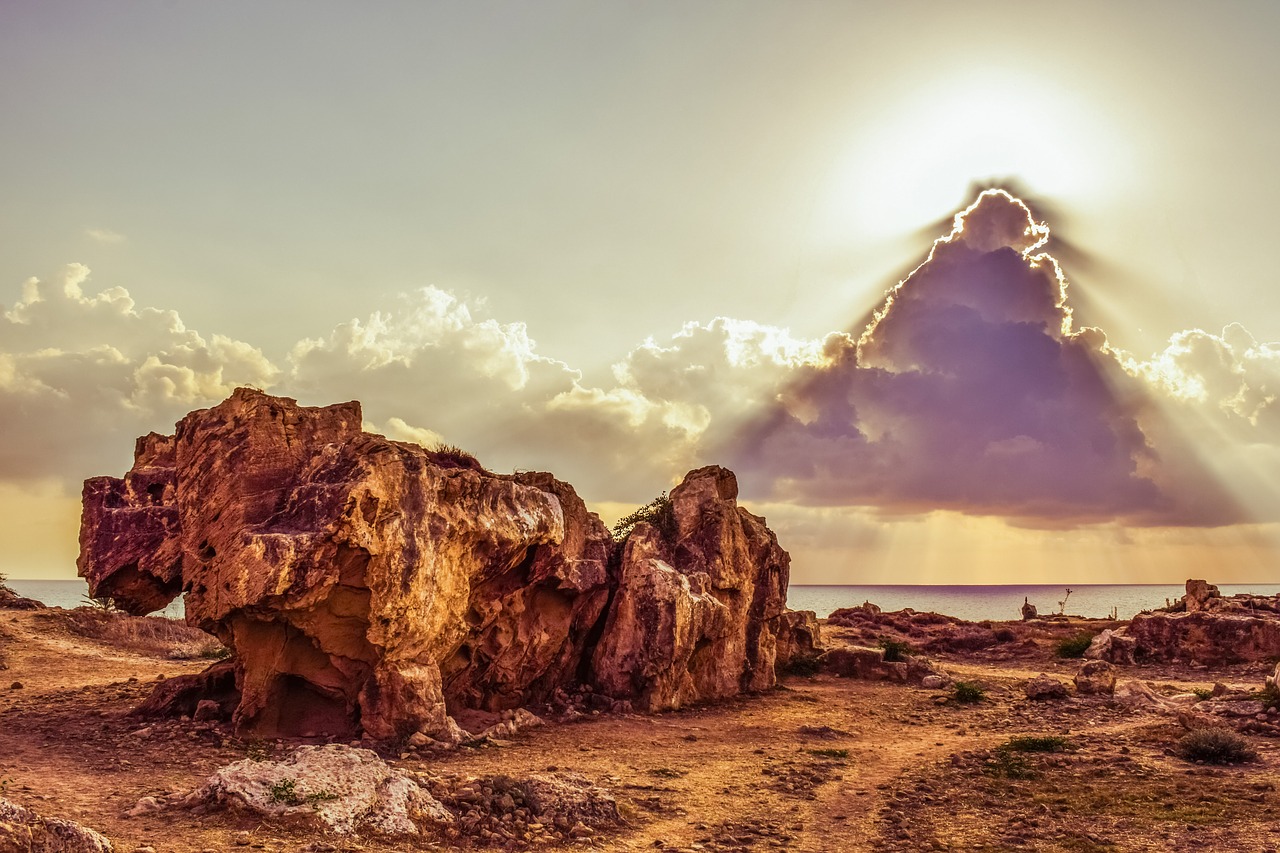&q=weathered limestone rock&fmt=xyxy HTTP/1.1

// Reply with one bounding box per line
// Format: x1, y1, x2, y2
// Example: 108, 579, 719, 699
1084, 629, 1137, 665
79, 390, 598, 739
0, 797, 113, 852
80, 390, 796, 739
1074, 660, 1117, 696
1023, 674, 1071, 700
184, 745, 450, 835
1267, 662, 1280, 692
591, 466, 790, 711
1124, 611, 1280, 665
774, 609, 823, 671
1184, 578, 1221, 613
